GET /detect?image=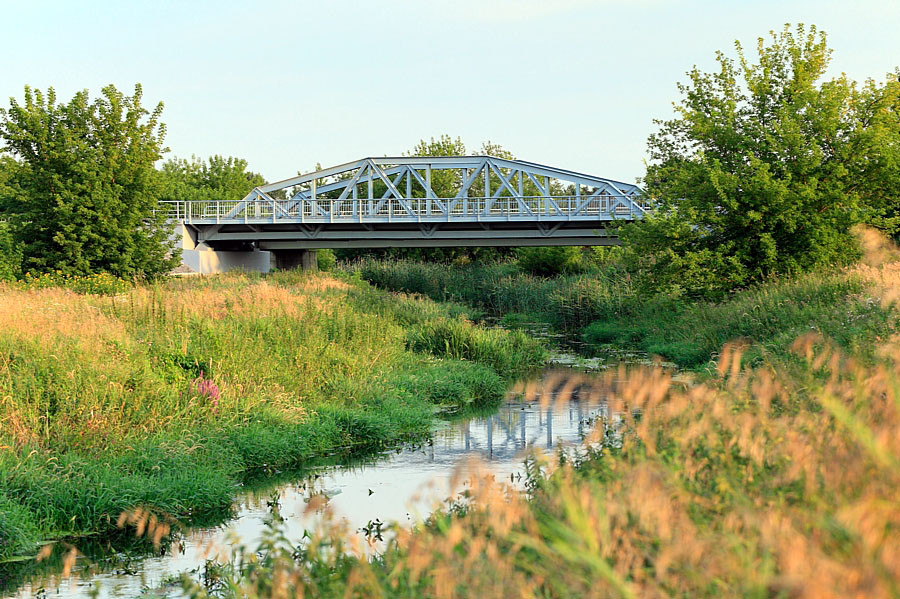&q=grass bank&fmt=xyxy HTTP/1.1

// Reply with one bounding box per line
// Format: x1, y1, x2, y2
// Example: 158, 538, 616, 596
348, 258, 900, 369
0, 271, 546, 562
